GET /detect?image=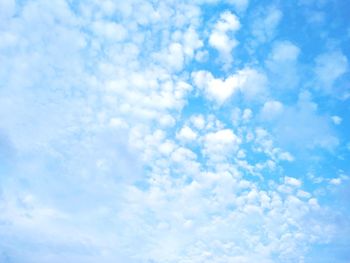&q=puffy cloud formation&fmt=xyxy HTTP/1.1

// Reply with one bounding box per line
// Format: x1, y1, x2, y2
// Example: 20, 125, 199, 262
0, 0, 349, 263
192, 68, 267, 104
209, 11, 241, 64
